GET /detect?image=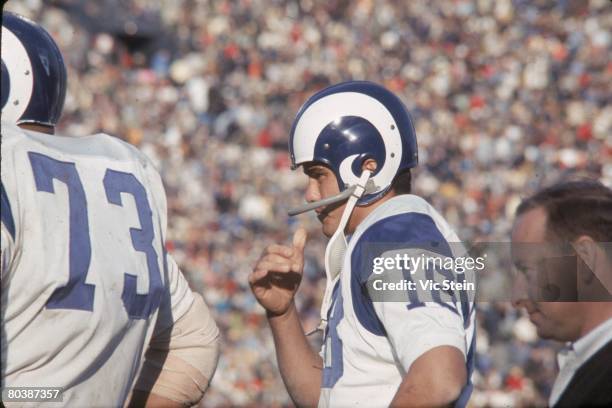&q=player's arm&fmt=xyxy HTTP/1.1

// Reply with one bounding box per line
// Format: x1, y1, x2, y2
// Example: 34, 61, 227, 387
128, 390, 182, 408
249, 229, 322, 407
267, 302, 323, 407
384, 304, 468, 407
126, 159, 220, 407
128, 255, 220, 407
391, 346, 466, 407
